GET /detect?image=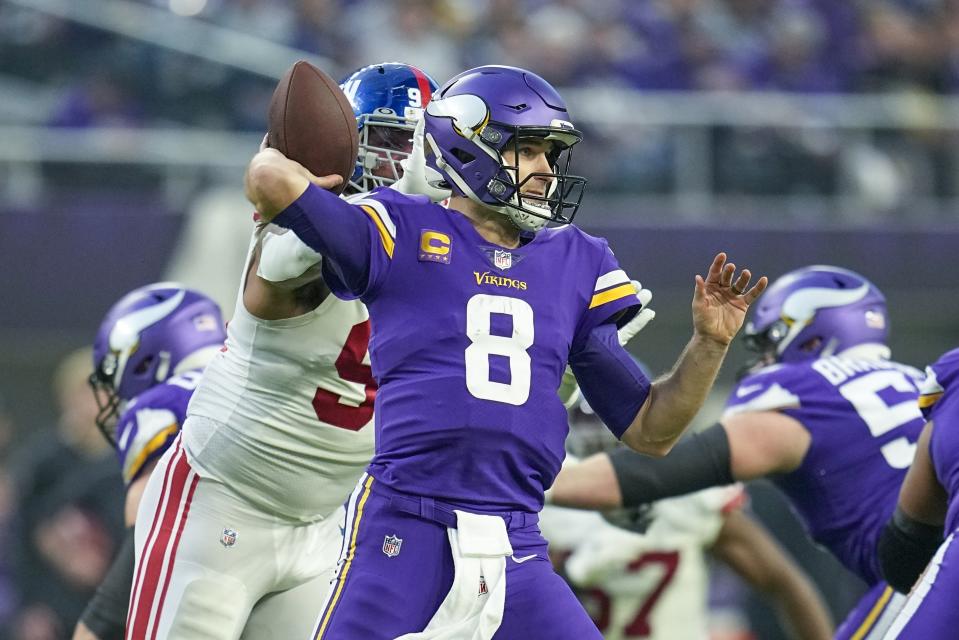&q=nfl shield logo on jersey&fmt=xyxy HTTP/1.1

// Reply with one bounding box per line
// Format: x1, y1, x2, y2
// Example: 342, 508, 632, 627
220, 527, 238, 548
382, 534, 403, 558
494, 250, 512, 270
